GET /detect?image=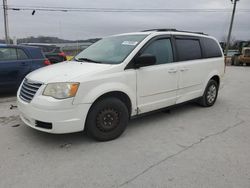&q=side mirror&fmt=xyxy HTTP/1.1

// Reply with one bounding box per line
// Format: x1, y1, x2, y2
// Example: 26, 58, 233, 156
134, 54, 156, 68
